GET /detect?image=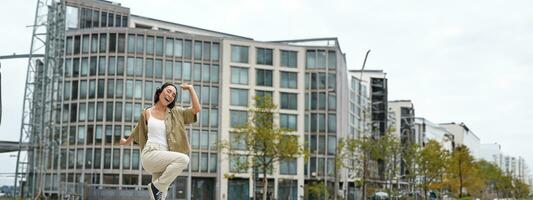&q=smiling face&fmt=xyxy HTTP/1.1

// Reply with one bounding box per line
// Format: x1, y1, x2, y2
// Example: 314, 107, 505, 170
158, 85, 177, 106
